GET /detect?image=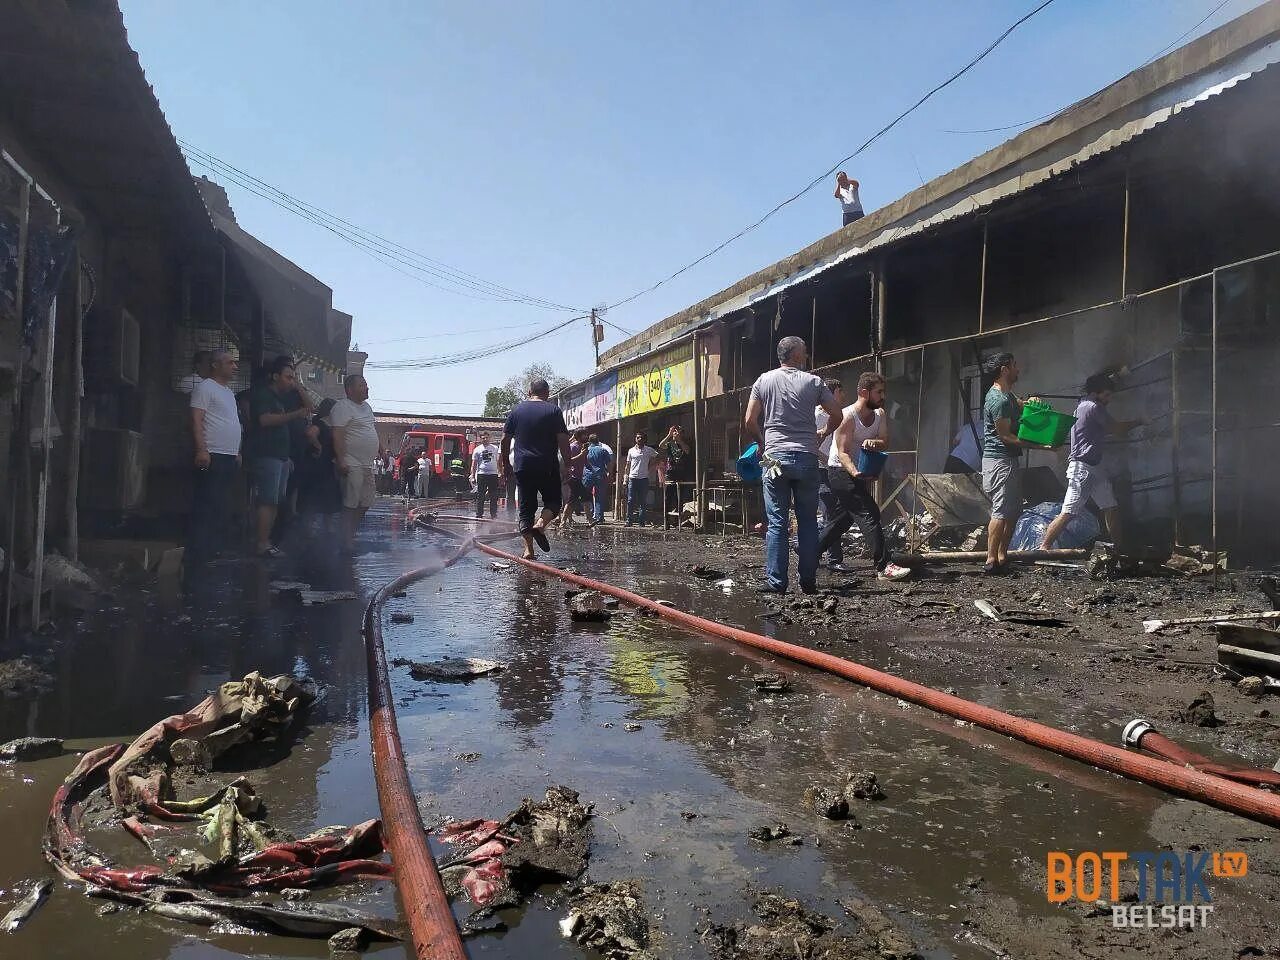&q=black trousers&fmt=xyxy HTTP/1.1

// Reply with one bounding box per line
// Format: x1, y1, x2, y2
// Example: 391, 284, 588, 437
817, 467, 844, 563
515, 466, 562, 531
817, 470, 890, 571
475, 473, 499, 517
189, 454, 238, 565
